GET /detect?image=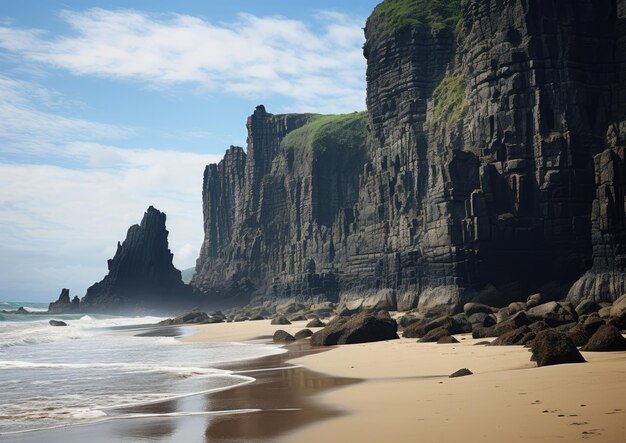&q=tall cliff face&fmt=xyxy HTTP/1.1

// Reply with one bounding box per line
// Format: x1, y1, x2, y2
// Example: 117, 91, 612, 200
83, 206, 192, 312
193, 0, 626, 312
